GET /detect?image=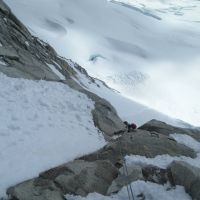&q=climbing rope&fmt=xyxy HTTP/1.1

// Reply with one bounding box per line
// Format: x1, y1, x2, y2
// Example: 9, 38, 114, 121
118, 136, 135, 200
